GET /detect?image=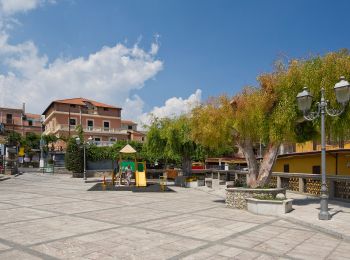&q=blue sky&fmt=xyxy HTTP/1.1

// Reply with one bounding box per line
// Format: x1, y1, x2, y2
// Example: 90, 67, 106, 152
1, 0, 350, 124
